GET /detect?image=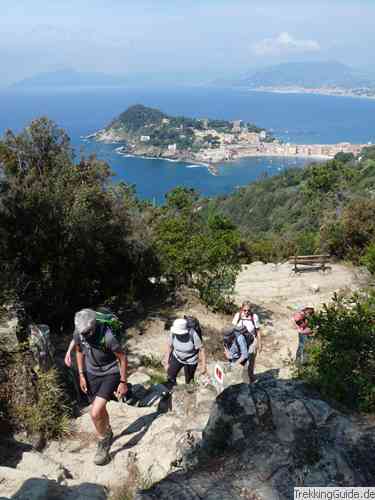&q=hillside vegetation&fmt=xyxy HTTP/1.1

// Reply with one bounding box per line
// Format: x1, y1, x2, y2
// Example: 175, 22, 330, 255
0, 117, 242, 330
206, 148, 375, 263
1, 118, 374, 325
109, 104, 263, 134
0, 117, 375, 440
105, 104, 265, 152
